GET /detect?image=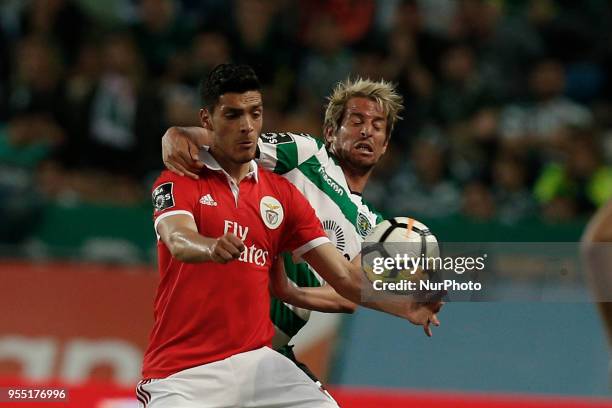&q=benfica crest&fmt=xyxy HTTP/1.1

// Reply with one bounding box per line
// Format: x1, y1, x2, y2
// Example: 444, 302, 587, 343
260, 196, 284, 229
266, 207, 279, 225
